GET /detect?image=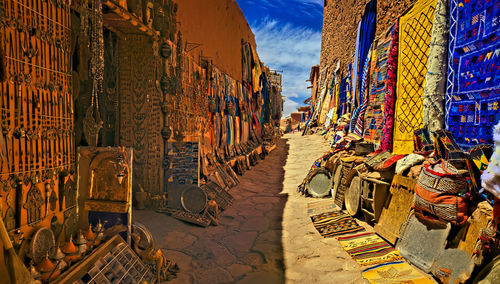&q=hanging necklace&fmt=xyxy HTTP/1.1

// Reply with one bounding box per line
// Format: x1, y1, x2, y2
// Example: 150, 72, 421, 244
83, 0, 104, 146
